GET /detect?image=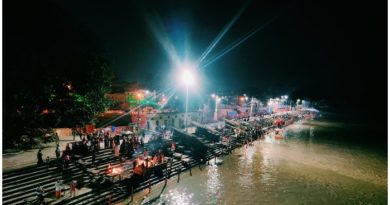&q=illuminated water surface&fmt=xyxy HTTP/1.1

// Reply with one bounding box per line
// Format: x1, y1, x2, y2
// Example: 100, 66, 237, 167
130, 118, 387, 205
